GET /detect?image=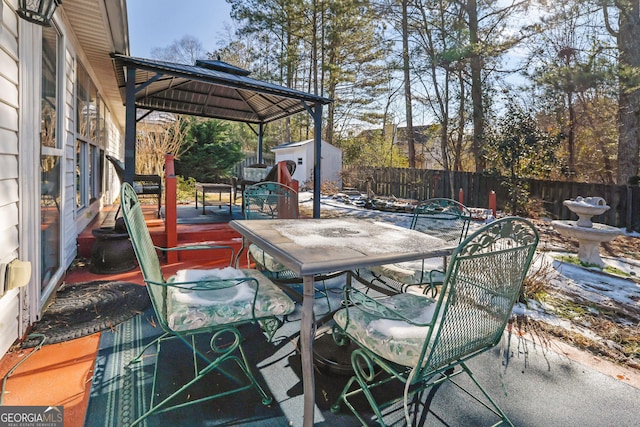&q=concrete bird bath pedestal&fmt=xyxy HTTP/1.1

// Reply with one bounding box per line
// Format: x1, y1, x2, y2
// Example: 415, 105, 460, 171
551, 196, 623, 268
